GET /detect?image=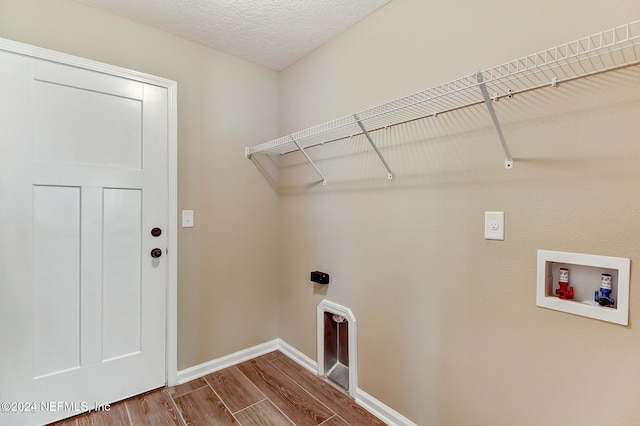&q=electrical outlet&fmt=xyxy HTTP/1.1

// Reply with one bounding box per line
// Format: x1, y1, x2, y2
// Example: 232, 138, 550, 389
485, 211, 504, 240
